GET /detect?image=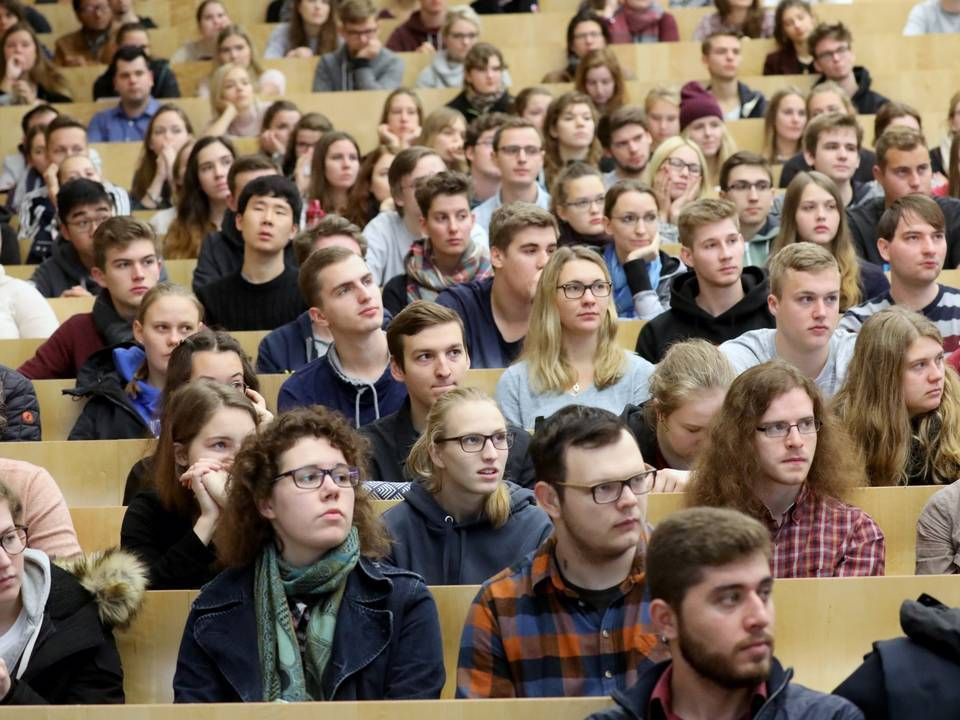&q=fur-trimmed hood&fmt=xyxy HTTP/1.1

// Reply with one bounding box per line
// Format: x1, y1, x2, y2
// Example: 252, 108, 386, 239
55, 547, 148, 629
